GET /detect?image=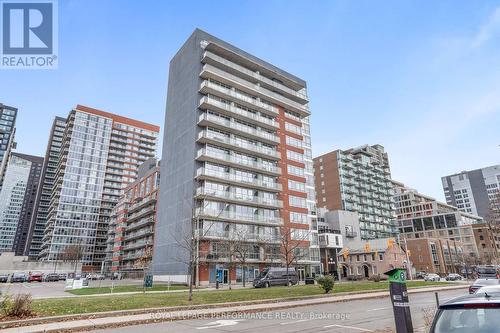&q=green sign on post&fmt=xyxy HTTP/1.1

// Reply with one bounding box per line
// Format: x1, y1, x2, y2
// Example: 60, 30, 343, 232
144, 273, 153, 288
385, 268, 413, 333
387, 268, 407, 284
